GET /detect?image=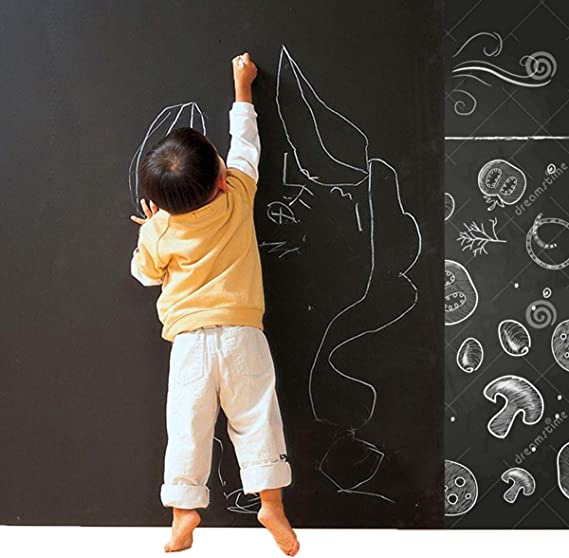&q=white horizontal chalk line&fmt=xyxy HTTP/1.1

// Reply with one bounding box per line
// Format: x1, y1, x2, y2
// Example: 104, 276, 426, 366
445, 135, 569, 141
